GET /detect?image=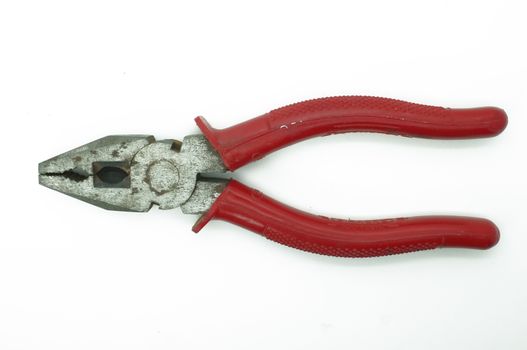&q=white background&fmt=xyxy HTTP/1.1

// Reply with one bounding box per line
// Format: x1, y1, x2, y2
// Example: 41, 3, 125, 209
0, 1, 525, 349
